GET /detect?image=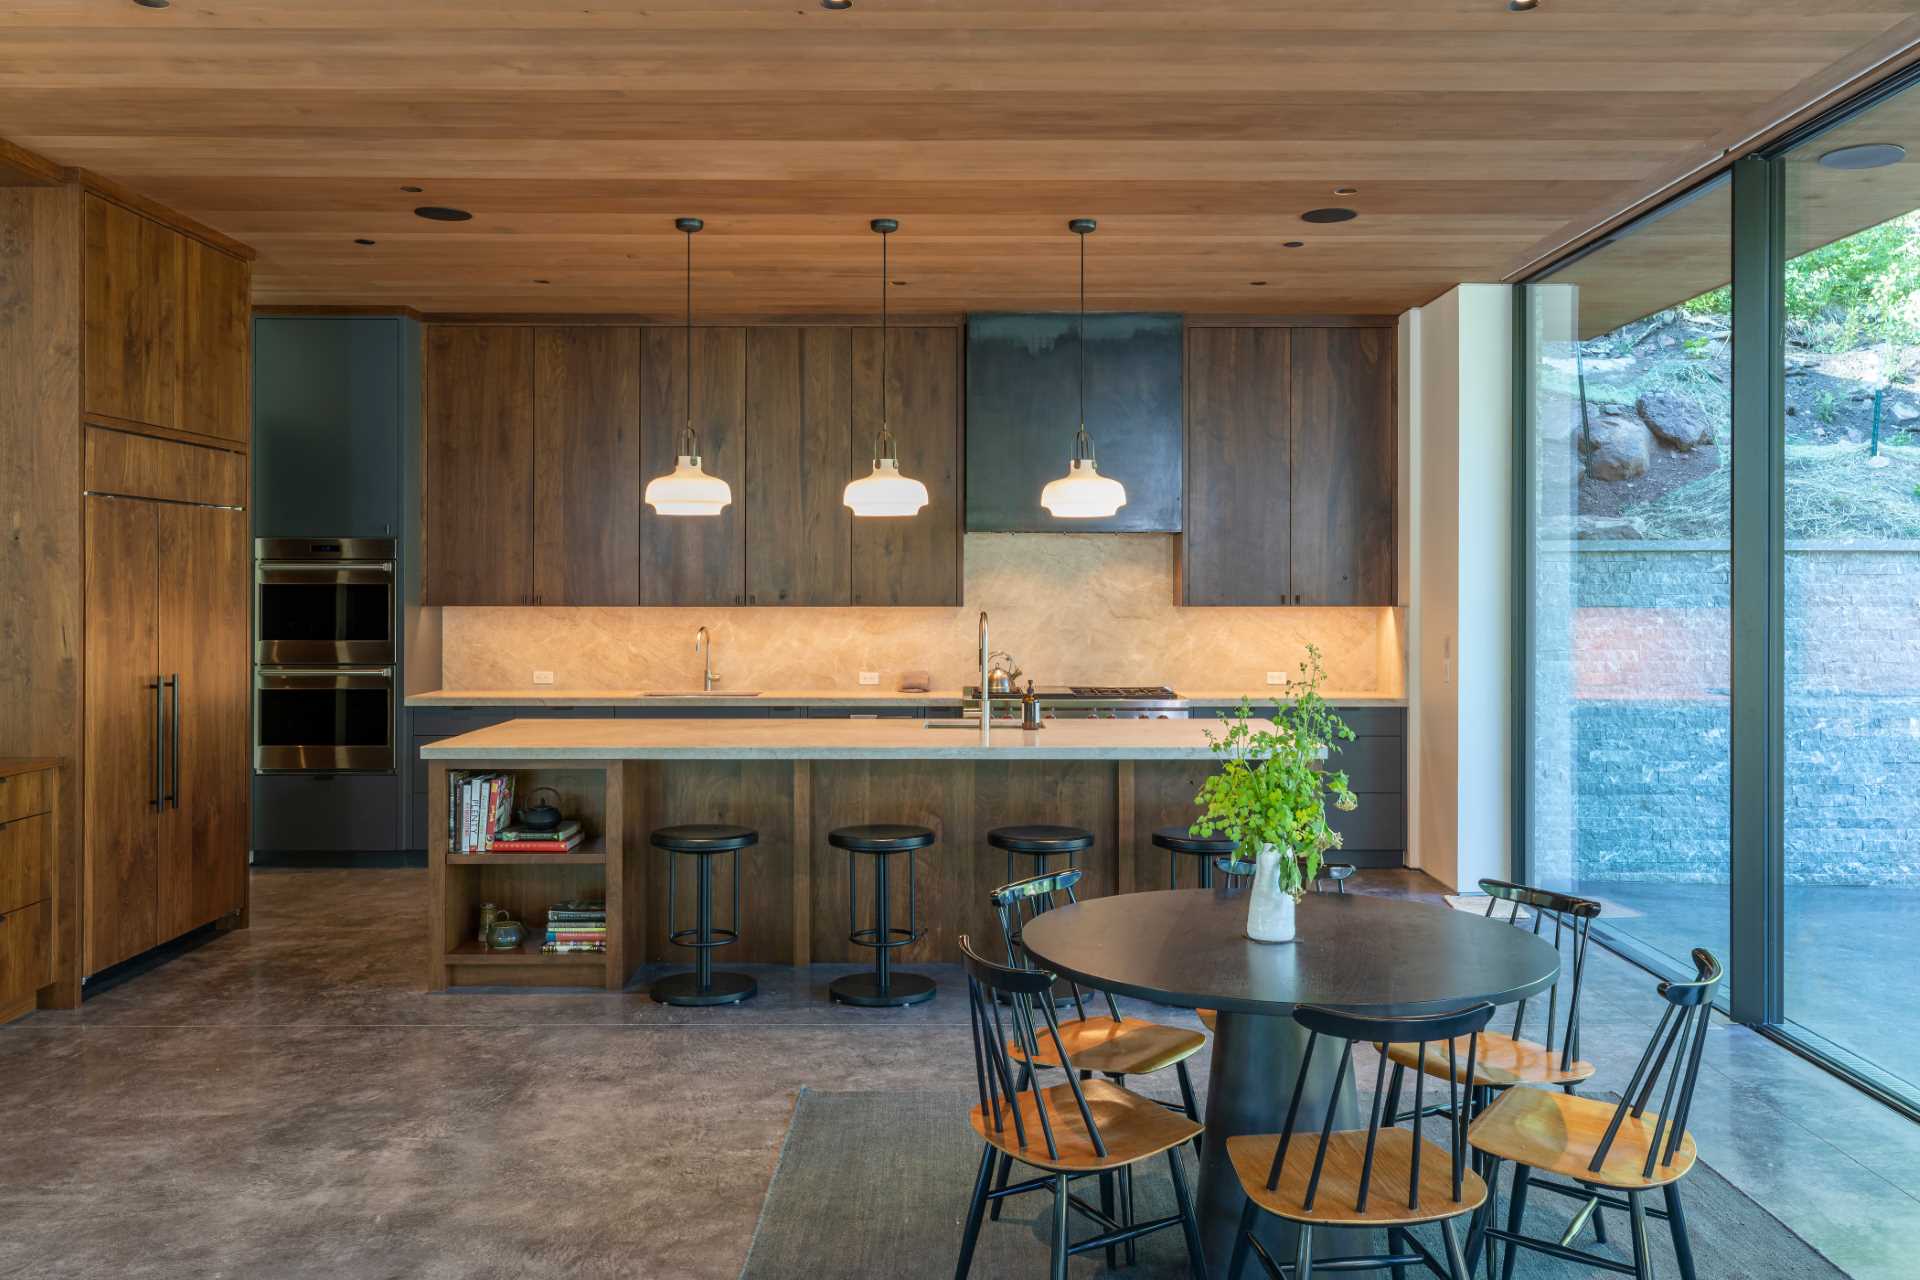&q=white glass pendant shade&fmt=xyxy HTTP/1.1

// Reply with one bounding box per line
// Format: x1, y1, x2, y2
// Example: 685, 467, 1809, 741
844, 456, 929, 517
1040, 457, 1126, 519
645, 453, 732, 516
